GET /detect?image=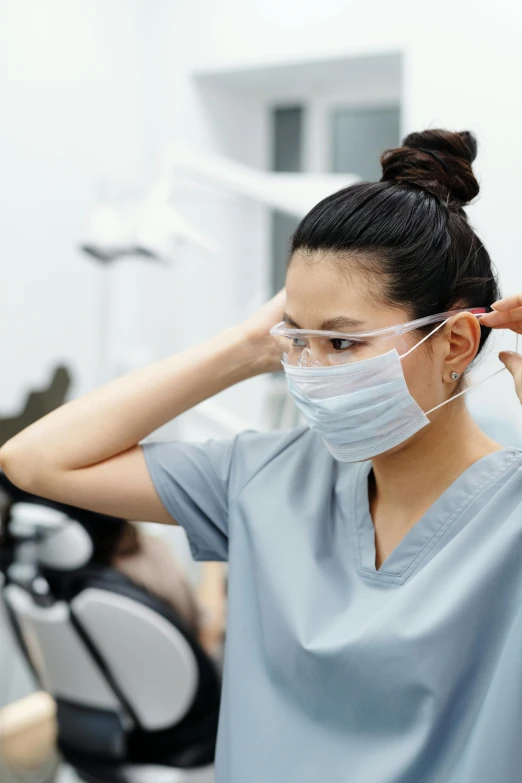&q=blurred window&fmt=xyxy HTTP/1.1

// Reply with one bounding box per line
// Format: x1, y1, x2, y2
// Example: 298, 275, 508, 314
269, 104, 400, 295
331, 105, 400, 179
